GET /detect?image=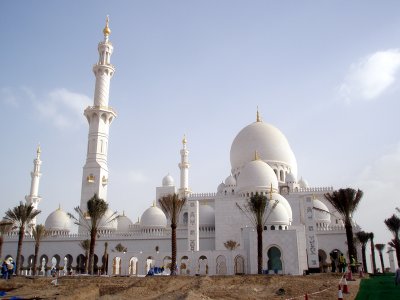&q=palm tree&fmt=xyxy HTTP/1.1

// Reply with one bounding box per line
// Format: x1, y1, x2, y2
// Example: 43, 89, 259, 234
236, 193, 270, 274
114, 243, 127, 253
224, 240, 240, 251
69, 194, 117, 275
158, 193, 186, 276
0, 220, 12, 259
32, 224, 46, 275
4, 202, 41, 275
324, 188, 363, 259
375, 244, 385, 273
355, 231, 370, 273
384, 214, 400, 267
79, 239, 90, 274
369, 232, 377, 273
